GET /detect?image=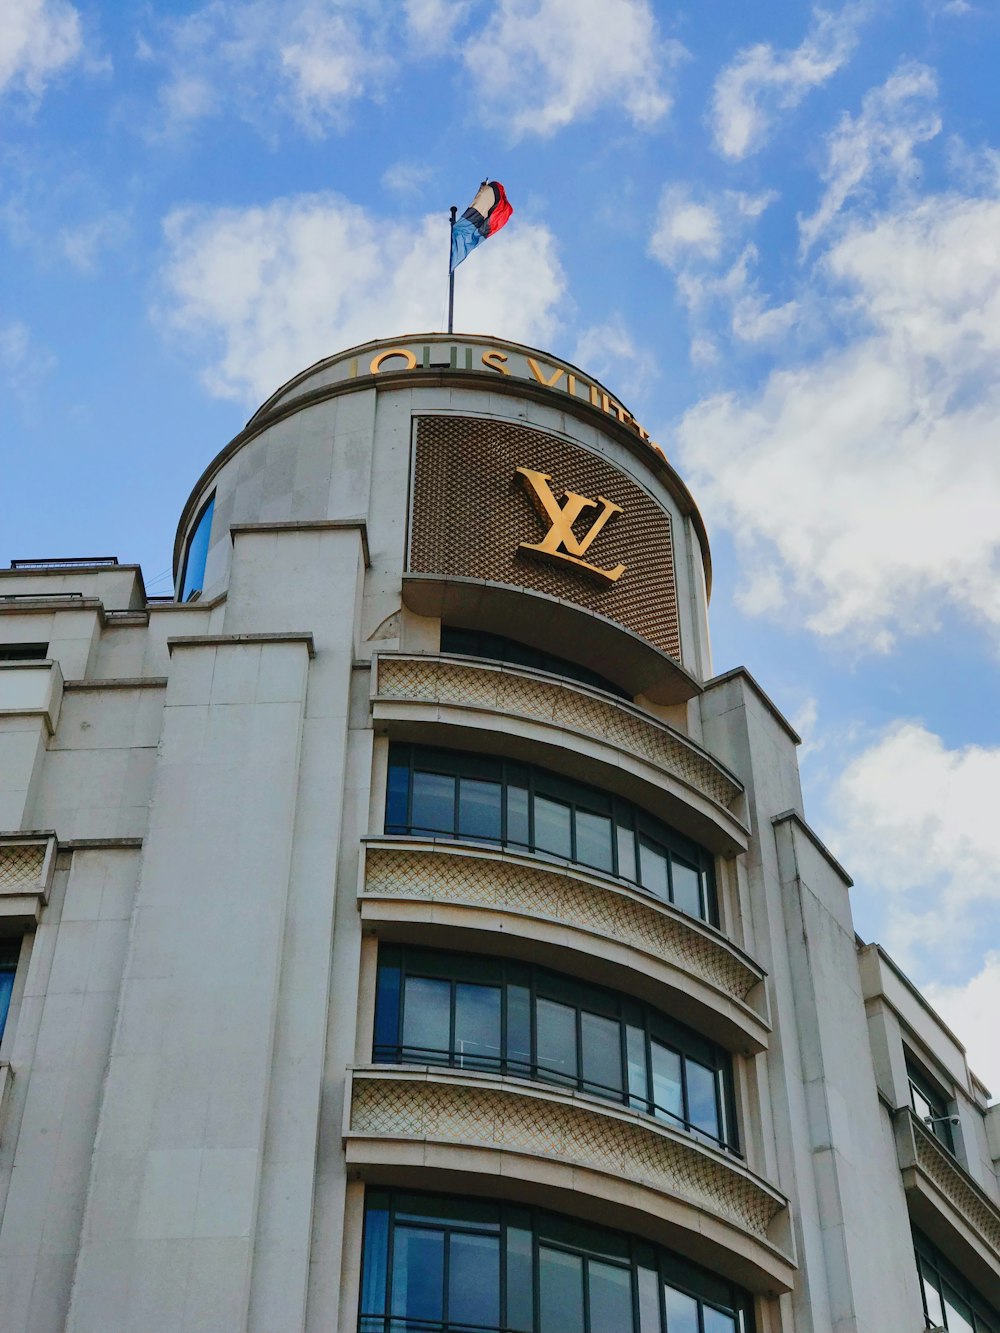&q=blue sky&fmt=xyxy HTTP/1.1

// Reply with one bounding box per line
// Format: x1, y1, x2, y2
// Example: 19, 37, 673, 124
3, 0, 999, 1089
